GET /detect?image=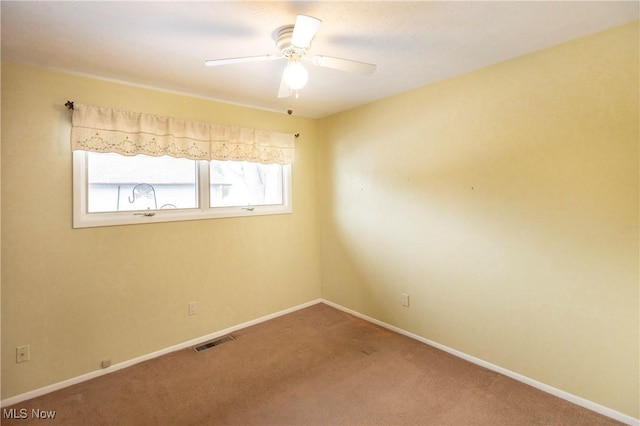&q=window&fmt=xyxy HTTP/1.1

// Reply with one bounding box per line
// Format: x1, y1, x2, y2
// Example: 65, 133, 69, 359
70, 103, 294, 228
210, 160, 284, 208
74, 152, 291, 228
87, 152, 199, 213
